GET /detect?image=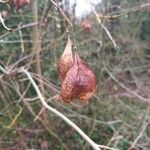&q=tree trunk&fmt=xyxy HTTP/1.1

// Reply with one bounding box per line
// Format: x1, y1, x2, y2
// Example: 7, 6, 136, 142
31, 0, 44, 94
